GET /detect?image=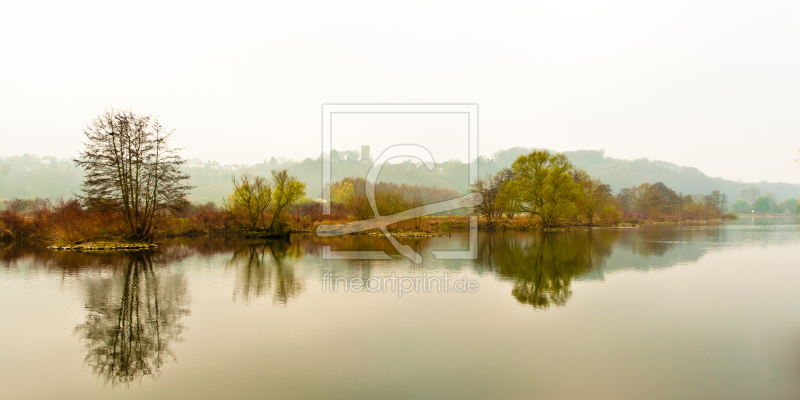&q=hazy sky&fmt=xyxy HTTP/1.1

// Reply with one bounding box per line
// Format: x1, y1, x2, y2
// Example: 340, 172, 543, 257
1, 1, 799, 183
